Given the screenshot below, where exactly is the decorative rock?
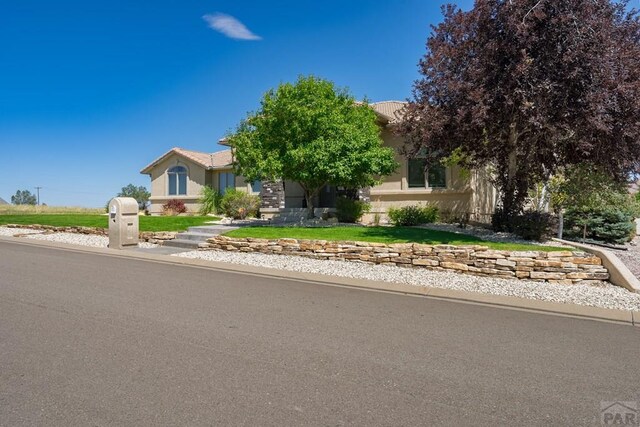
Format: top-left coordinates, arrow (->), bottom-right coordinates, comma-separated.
495,259 -> 517,268
413,258 -> 440,266
530,271 -> 566,280
546,251 -> 575,258
202,236 -> 609,285
440,262 -> 469,271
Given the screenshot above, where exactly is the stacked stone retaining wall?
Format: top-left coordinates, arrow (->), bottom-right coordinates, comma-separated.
201,235 -> 610,285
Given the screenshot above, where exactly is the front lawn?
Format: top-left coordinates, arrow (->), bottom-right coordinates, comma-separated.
224,226 -> 569,252
0,214 -> 220,232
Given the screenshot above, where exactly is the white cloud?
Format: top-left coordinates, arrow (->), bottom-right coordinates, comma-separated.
202,13 -> 261,41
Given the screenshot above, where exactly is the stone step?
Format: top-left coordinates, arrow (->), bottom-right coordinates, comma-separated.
162,239 -> 202,249
175,232 -> 215,242
271,216 -> 308,224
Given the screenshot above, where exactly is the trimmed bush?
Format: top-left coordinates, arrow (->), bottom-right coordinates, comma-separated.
335,197 -> 370,223
514,211 -> 555,242
162,199 -> 187,216
199,186 -> 222,215
491,207 -> 515,232
220,189 -> 260,220
388,204 -> 439,226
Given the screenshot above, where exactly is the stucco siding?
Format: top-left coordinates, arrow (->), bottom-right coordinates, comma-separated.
360,128 -> 487,222
147,154 -> 207,214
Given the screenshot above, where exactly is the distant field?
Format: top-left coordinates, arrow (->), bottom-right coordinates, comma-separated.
0,214 -> 220,232
0,205 -> 104,215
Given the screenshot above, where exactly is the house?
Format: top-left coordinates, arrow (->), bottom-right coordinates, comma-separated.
142,101 -> 498,222
140,148 -> 257,215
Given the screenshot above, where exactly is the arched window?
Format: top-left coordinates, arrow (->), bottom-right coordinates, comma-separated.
168,166 -> 187,195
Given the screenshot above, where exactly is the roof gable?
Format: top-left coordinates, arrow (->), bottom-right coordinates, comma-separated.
140,147 -> 232,174
370,101 -> 406,124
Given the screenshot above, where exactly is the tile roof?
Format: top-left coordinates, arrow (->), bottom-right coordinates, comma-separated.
140,147 -> 233,174
370,101 -> 406,124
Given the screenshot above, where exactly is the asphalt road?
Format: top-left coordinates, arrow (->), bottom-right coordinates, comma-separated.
1,240 -> 639,426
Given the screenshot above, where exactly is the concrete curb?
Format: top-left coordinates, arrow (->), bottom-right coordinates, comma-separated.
1,235 -> 638,326
553,238 -> 640,294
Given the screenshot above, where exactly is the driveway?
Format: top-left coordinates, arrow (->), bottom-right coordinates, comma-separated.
1,240 -> 639,426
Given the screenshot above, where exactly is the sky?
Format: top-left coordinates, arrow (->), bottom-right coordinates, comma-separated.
0,0 -> 473,207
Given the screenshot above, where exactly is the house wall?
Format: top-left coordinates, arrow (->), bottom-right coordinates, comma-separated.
256,127 -> 499,224
363,128 -> 498,223
147,154 -> 207,215
147,155 -> 252,215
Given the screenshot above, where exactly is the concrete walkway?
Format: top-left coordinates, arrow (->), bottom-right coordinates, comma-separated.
162,224 -> 240,250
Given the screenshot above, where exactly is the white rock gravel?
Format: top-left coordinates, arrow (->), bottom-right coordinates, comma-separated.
0,227 -> 43,237
0,227 -> 157,249
174,249 -> 640,311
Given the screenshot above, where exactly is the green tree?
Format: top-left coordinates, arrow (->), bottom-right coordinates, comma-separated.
400,0 -> 640,226
548,164 -> 639,241
11,189 -> 37,205
227,75 -> 398,218
117,184 -> 150,210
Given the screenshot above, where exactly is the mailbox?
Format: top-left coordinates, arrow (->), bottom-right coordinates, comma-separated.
108,197 -> 139,249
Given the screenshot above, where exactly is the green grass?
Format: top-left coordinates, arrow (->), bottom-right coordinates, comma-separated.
0,214 -> 220,232
224,226 -> 569,252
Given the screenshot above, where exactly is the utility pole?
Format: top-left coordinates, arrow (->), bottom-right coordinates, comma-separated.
35,186 -> 42,205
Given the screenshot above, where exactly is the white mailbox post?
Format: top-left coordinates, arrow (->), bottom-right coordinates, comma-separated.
108,197 -> 139,249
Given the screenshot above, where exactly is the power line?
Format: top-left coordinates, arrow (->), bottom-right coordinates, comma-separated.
35,186 -> 42,205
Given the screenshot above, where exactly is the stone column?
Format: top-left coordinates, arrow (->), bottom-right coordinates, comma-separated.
260,180 -> 285,209
357,187 -> 371,203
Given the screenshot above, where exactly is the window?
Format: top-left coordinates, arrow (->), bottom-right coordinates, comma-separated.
250,180 -> 262,194
407,159 -> 446,189
408,158 -> 427,188
168,166 -> 187,195
427,164 -> 447,188
218,172 -> 236,195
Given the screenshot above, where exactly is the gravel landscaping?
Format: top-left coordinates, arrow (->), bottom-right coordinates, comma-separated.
609,237 -> 640,280
0,226 -> 158,249
174,249 -> 640,311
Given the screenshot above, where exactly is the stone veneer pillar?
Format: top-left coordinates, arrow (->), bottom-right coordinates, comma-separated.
357,187 -> 371,203
260,180 -> 285,209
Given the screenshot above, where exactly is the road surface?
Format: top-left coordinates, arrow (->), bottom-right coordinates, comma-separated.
1,240 -> 639,425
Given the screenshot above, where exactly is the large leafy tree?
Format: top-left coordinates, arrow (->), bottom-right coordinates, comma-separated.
11,189 -> 37,205
118,184 -> 150,210
228,75 -> 398,218
399,0 -> 640,226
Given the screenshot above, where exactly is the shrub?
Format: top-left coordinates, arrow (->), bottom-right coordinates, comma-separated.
513,211 -> 555,242
220,189 -> 260,220
199,186 -> 222,215
162,199 -> 187,216
388,204 -> 439,226
440,209 -> 471,229
564,205 -> 635,244
491,207 -> 516,232
335,196 -> 370,223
